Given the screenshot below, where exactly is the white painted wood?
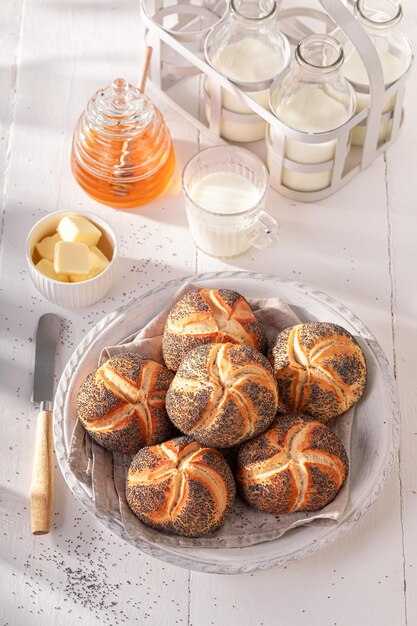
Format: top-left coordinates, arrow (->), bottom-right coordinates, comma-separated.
0,0 -> 416,624
0,0 -> 194,624
383,4 -> 417,621
0,0 -> 23,234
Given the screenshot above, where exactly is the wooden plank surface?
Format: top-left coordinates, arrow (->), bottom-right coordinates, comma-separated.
0,0 -> 23,236
0,1 -> 193,624
385,23 -> 417,619
0,0 -> 416,624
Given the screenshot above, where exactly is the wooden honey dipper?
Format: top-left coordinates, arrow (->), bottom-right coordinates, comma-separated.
111,46 -> 153,196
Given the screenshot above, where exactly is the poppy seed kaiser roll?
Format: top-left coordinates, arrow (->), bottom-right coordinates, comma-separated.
162,288 -> 267,371
77,352 -> 175,455
269,322 -> 367,421
166,343 -> 278,448
126,436 -> 236,537
236,414 -> 349,514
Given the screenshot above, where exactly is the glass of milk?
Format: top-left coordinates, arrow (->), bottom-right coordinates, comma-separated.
269,34 -> 356,193
341,0 -> 413,146
182,146 -> 278,257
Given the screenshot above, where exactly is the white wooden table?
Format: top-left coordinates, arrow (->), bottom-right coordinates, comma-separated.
1,1 -> 416,624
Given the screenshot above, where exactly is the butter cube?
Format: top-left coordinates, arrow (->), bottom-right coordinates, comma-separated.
68,274 -> 90,283
68,246 -> 109,282
36,259 -> 69,282
54,241 -> 90,275
57,215 -> 101,246
35,232 -> 62,262
89,245 -> 110,277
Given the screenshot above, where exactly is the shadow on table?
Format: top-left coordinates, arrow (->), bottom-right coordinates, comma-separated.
102,139 -> 202,226
0,472 -> 78,546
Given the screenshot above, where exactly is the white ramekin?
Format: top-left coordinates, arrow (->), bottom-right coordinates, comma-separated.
25,210 -> 118,308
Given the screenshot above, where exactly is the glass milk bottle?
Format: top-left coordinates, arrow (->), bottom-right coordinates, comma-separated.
269,35 -> 356,193
204,0 -> 290,142
341,0 -> 412,146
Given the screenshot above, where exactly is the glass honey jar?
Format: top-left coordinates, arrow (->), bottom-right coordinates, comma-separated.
71,78 -> 175,209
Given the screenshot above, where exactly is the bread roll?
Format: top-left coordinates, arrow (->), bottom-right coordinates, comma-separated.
269,322 -> 366,421
166,343 -> 278,448
126,436 -> 236,537
163,288 -> 267,371
236,414 -> 348,514
77,352 -> 175,454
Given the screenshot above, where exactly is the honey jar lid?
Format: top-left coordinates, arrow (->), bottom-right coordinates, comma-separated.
86,77 -> 155,137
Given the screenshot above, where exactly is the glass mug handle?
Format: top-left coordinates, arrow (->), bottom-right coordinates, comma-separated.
246,211 -> 279,250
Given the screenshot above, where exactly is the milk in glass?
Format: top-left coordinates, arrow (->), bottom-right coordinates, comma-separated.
188,172 -> 261,257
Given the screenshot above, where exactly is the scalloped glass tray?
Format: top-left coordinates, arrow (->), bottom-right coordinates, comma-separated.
54,271 -> 400,574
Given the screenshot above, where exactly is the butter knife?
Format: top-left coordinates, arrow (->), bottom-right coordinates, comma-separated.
31,313 -> 61,535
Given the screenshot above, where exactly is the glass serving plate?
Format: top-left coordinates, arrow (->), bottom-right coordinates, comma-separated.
54,271 -> 400,574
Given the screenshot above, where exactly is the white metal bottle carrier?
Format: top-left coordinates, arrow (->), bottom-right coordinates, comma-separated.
141,0 -> 413,202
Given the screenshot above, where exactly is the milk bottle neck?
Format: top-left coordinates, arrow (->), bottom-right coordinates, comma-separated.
355,0 -> 403,34
294,35 -> 345,81
230,0 -> 279,25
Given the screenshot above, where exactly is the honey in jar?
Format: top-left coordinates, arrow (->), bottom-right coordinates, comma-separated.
71,78 -> 175,209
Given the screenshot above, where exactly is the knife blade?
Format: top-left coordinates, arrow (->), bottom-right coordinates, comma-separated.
32,313 -> 61,406
31,313 -> 61,535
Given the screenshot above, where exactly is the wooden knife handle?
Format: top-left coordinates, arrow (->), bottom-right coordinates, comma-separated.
30,410 -> 54,535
